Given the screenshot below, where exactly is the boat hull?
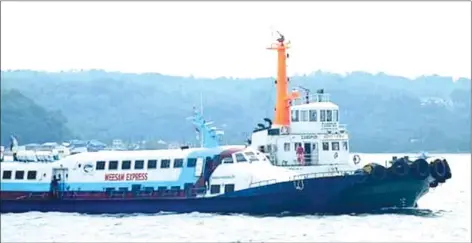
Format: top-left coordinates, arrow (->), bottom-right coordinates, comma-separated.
0,174 -> 430,215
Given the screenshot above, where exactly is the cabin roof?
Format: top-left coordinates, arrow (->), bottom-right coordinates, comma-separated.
292,101 -> 339,110
62,145 -> 244,162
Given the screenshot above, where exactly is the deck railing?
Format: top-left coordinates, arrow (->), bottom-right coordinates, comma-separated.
248,169 -> 358,189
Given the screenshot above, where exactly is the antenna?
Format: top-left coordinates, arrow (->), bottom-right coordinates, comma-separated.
295,86 -> 310,104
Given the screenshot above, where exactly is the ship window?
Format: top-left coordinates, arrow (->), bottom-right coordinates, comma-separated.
161,159 -> 171,168
235,153 -> 247,162
134,160 -> 144,170
147,159 -> 157,169
222,157 -> 234,164
295,142 -> 302,150
225,184 -> 235,193
131,184 -> 141,191
143,187 -> 154,192
320,110 -> 326,122
244,152 -> 258,162
187,158 -> 197,167
105,187 -> 115,192
327,110 -> 333,122
309,110 -> 317,121
157,186 -> 167,191
27,171 -> 37,180
173,159 -> 184,168
109,161 -> 118,170
322,142 -> 329,151
284,142 -> 290,151
118,187 -> 128,192
334,110 -> 339,122
332,142 -> 340,151
291,110 -> 299,122
2,170 -> 12,179
343,141 -> 349,150
15,171 -> 25,180
171,186 -> 180,191
300,110 -> 308,121
121,160 -> 131,170
96,161 -> 106,170
210,185 -> 221,194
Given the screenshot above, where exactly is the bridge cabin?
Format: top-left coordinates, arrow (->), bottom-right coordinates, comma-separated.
250,90 -> 352,170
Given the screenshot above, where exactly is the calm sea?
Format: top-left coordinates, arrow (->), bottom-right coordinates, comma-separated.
1,153 -> 470,242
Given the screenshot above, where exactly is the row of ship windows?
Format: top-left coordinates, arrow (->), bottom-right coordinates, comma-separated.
105,184 -> 235,194
0,170 -> 237,195
283,141 -> 349,152
291,109 -> 339,122
95,158 -> 196,171
2,170 -> 37,180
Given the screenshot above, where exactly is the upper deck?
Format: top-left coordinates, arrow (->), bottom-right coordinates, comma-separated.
288,92 -> 347,135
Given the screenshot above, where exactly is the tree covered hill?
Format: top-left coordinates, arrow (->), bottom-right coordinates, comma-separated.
0,88 -> 74,145
1,69 -> 470,152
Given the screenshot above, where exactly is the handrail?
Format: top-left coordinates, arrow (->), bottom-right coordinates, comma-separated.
269,152 -> 350,167
291,170 -> 357,181
291,93 -> 331,106
249,179 -> 277,188
248,169 -> 358,189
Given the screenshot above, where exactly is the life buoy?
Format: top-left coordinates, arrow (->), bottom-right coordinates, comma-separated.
410,158 -> 430,179
389,159 -> 409,177
430,159 -> 447,183
353,155 -> 361,165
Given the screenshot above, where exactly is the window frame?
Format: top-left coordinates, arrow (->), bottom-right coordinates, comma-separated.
96,161 -> 106,170
173,158 -> 184,168
309,110 -> 317,121
320,110 -> 326,122
147,159 -> 157,169
322,142 -> 329,151
134,160 -> 145,170
331,142 -> 340,151
161,159 -> 171,168
121,160 -> 131,170
108,160 -> 118,170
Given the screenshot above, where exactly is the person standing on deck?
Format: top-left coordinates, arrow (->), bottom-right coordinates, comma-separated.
296,144 -> 305,166
50,175 -> 61,198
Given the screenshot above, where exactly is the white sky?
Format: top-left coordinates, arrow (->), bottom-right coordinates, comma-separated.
1,1 -> 471,79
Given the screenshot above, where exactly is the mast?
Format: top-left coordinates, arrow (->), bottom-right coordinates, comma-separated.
267,31 -> 299,127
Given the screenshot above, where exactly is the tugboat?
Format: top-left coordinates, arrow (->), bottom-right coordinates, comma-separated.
0,33 -> 452,215
248,31 -> 452,209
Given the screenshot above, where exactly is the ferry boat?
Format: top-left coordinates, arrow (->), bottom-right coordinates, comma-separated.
0,33 -> 452,215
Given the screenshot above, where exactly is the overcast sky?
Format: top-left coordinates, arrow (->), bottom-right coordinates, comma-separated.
1,1 -> 471,80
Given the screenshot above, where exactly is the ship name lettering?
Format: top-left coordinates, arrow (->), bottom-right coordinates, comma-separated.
104,173 -> 148,181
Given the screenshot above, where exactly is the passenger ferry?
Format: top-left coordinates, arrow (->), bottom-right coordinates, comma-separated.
0,33 -> 452,214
